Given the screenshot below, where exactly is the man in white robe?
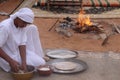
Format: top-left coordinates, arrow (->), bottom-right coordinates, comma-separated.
0,8 -> 46,72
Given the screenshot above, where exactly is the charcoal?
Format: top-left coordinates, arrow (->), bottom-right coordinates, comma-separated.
63,17 -> 73,22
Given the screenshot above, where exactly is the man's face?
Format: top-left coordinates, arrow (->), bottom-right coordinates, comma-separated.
15,17 -> 30,28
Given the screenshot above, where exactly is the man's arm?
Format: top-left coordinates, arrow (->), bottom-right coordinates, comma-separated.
0,48 -> 19,72
19,45 -> 27,71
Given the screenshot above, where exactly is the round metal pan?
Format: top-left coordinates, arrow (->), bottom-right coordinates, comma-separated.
46,49 -> 78,59
47,59 -> 88,74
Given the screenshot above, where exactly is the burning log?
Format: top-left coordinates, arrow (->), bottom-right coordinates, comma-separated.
73,8 -> 106,33
74,23 -> 103,33
73,9 -> 104,33
54,9 -> 108,38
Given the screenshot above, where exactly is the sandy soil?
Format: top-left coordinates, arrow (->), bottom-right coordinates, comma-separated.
34,18 -> 120,52
1,0 -> 120,53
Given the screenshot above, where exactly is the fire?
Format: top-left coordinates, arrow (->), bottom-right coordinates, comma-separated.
77,10 -> 92,27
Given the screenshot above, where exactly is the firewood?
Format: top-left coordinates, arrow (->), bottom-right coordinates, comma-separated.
81,26 -> 88,32
117,25 -> 120,30
101,35 -> 109,46
113,23 -> 120,34
88,25 -> 103,33
99,33 -> 107,40
48,18 -> 59,31
101,33 -> 113,46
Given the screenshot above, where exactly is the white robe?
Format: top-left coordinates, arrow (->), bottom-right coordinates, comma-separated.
0,18 -> 46,72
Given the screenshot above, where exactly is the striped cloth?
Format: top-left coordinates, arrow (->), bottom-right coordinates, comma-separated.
83,0 -> 120,7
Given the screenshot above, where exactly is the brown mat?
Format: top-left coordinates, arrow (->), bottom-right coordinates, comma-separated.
0,0 -> 23,15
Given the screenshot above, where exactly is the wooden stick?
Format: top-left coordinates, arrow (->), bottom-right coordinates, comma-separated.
48,18 -> 59,31
102,23 -> 120,46
101,33 -> 113,46
114,24 -> 120,33
101,35 -> 109,46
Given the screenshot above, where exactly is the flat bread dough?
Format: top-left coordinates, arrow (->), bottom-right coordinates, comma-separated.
47,50 -> 77,59
54,62 -> 77,71
50,53 -> 76,58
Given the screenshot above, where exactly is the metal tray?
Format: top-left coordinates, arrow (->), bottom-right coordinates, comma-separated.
46,49 -> 78,59
47,59 -> 88,74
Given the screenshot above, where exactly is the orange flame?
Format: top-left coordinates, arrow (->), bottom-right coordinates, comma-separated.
77,10 -> 92,27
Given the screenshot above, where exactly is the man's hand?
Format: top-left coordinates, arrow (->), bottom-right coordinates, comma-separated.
9,59 -> 20,72
19,63 -> 28,72
0,48 -> 20,72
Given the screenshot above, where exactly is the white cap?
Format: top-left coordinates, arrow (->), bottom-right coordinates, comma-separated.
10,7 -> 34,23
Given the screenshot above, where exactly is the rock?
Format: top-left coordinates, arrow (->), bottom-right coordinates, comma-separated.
55,27 -> 72,37
99,33 -> 107,40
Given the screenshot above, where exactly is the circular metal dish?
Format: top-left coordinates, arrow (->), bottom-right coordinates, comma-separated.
46,49 -> 78,59
47,59 -> 88,74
